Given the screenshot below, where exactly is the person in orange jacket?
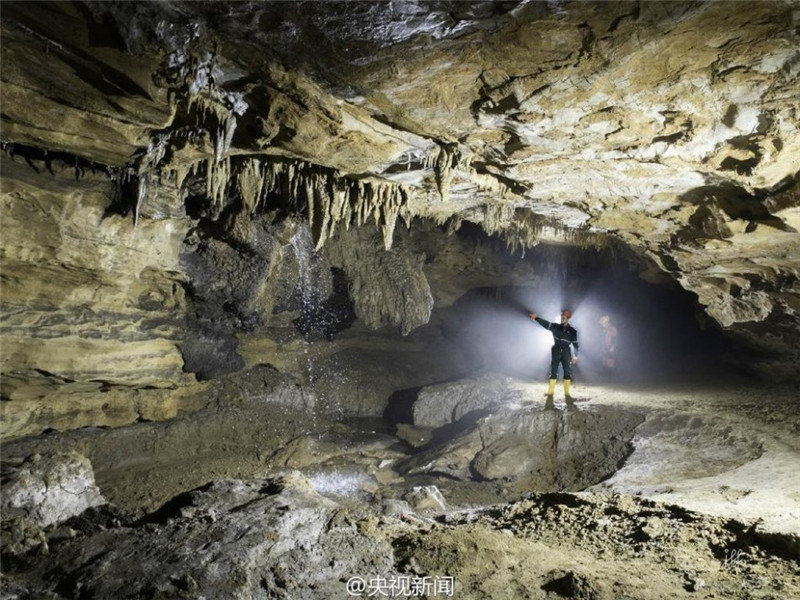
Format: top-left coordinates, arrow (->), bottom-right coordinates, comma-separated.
600,314 -> 618,376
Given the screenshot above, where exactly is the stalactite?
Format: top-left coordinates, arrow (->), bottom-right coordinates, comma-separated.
400,206 -> 415,230
204,156 -> 230,219
475,205 -> 607,254
445,216 -> 463,235
482,204 -> 516,236
432,213 -> 451,227
423,147 -> 439,171
170,164 -> 188,191
434,144 -> 460,202
469,168 -> 509,198
124,60 -> 414,246
117,67 -> 248,227
236,158 -> 266,215
131,135 -> 170,228
228,157 -> 415,250
187,88 -> 247,163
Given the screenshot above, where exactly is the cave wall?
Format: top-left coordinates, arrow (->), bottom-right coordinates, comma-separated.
0,146 -> 539,437
0,152 -> 199,437
2,1 -> 800,436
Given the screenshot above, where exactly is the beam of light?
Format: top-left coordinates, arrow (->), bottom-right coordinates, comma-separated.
448,242 -> 731,387
447,286 -> 567,380
448,282 -> 630,385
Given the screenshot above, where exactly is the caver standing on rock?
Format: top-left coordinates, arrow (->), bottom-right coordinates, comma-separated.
529,309 -> 579,408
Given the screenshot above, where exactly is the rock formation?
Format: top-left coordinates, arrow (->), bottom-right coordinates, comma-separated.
3,3 -> 799,436
2,452 -> 105,528
3,468 -> 799,599
2,3 -> 800,597
401,376 -> 644,492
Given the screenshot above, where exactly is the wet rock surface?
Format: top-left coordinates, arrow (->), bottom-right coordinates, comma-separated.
326,227 -> 434,336
2,365 -> 324,514
4,472 -> 396,600
1,376 -> 798,598
411,374 -> 527,428
401,377 -> 644,493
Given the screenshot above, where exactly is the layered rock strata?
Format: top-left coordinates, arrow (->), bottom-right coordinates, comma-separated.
2,0 -> 800,437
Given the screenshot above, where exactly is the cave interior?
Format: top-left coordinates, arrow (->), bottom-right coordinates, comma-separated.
1,1 -> 799,599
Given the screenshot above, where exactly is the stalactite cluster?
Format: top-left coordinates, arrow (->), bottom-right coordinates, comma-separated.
115,75 -> 415,250
468,168 -> 510,198
187,89 -> 247,163
473,204 -> 606,255
232,158 -> 413,250
425,143 -> 512,204
432,144 -> 459,202
122,147 -> 416,251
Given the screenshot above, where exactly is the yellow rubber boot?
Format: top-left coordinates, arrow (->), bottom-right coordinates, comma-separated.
564,379 -> 576,410
544,379 -> 556,410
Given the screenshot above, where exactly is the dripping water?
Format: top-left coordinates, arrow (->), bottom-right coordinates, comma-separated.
289,227 -> 354,422
289,228 -> 327,419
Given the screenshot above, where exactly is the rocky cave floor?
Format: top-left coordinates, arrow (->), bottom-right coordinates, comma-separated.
2,373 -> 799,600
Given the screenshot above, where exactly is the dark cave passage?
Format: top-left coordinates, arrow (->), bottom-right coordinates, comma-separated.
436,234 -> 740,386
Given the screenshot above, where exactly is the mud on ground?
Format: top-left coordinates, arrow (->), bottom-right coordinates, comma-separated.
2,378 -> 799,599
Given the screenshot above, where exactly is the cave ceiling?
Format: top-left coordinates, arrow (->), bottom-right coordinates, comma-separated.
1,1 -> 799,358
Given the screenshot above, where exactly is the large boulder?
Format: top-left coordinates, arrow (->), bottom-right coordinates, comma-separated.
411,374 -> 527,428
7,472 -> 396,600
401,379 -> 644,492
1,452 -> 105,528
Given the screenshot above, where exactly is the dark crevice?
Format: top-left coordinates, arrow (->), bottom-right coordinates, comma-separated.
1,141 -> 113,180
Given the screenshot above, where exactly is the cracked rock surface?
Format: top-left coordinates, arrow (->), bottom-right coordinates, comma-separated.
2,471 -> 798,600
1,452 -> 105,528
401,377 -> 644,492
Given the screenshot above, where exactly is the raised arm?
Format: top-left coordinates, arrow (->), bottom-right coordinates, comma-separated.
529,312 -> 552,330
